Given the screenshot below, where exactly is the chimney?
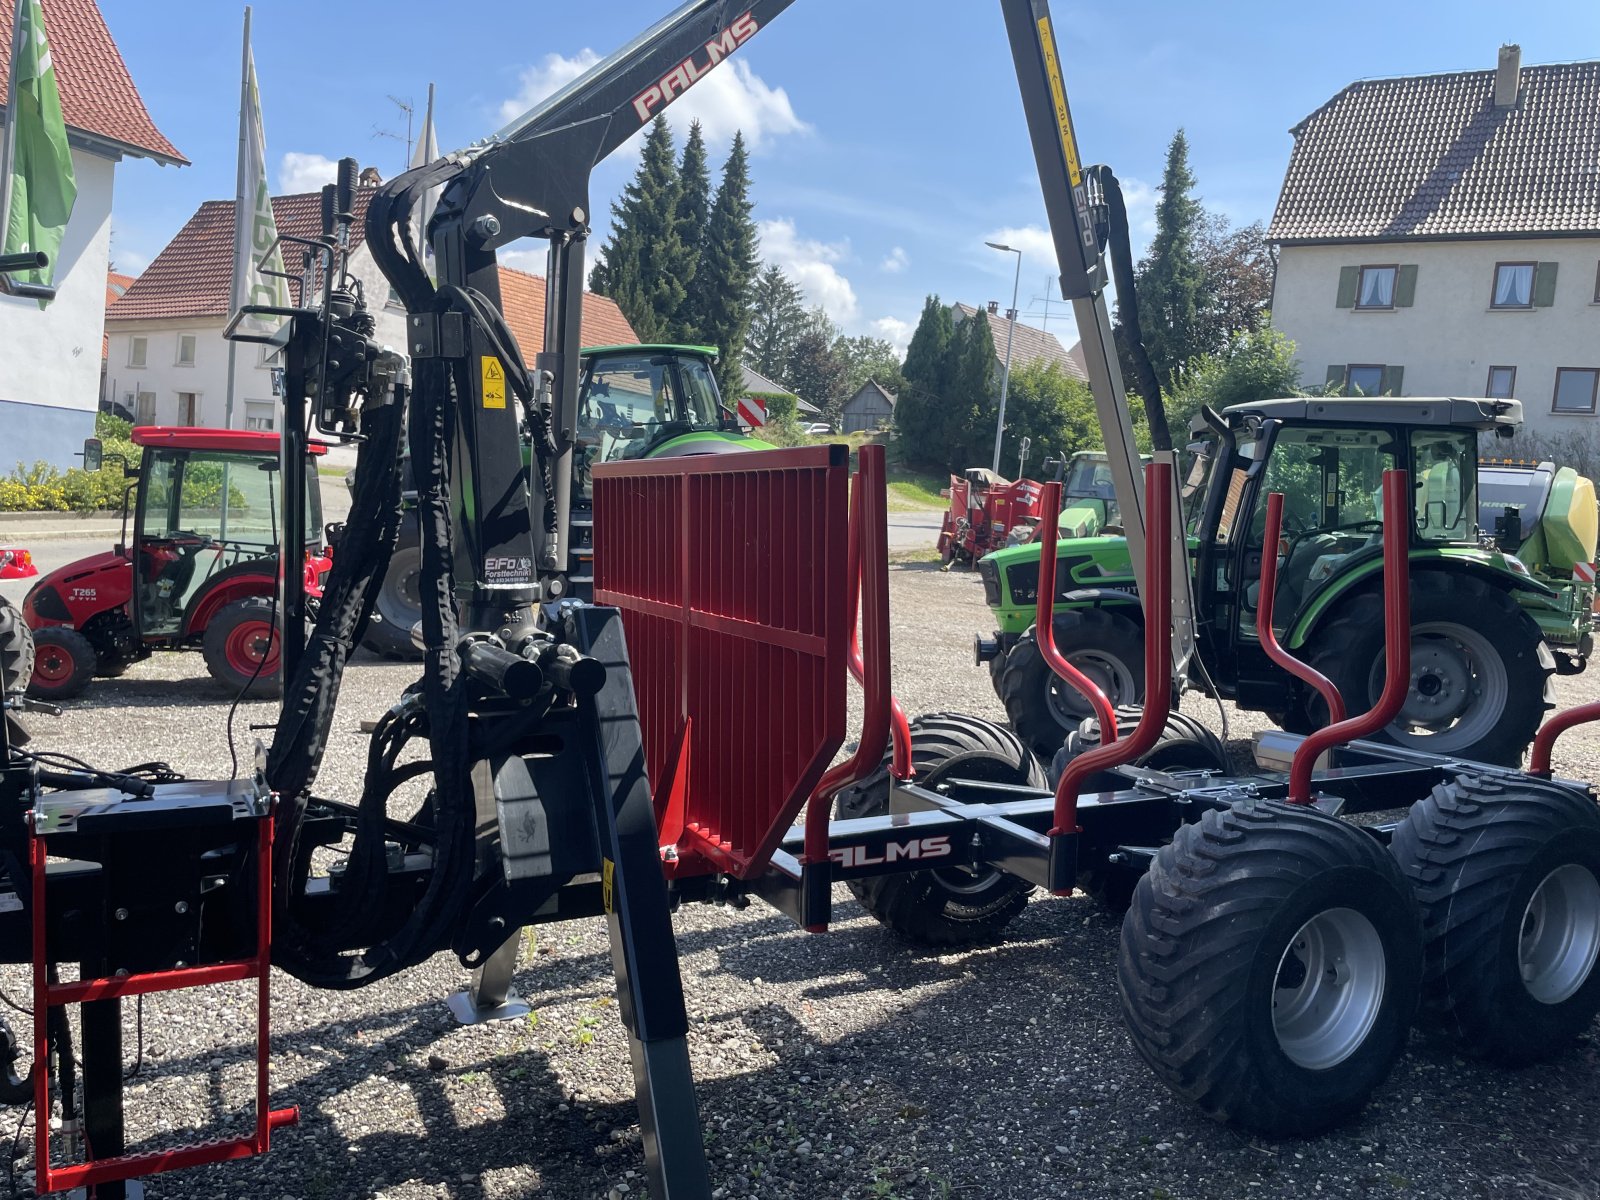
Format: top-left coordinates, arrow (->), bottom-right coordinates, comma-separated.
358,165 -> 383,186
986,300 -> 999,315
1494,43 -> 1521,107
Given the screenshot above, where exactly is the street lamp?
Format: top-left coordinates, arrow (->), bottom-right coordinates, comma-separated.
985,241 -> 1022,475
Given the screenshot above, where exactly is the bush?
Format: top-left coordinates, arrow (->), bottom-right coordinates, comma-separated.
0,412 -> 142,512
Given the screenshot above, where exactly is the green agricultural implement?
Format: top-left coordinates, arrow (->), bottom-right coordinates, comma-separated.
361,343 -> 768,657
977,397 -> 1597,765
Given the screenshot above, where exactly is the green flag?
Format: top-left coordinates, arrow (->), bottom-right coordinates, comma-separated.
3,0 -> 77,304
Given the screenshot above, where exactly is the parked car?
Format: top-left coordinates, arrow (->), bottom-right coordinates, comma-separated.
803,422 -> 833,436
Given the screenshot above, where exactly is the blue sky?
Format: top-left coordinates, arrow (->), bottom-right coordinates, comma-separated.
102,0 -> 1596,353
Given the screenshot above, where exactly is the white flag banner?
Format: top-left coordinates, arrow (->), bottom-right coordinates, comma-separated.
411,82 -> 439,268
234,14 -> 287,330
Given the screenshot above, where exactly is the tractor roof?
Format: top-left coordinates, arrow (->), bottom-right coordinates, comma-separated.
581,343 -> 719,360
130,426 -> 329,455
1223,396 -> 1522,433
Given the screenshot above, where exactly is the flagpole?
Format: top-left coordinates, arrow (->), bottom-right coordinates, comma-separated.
223,5 -> 251,430
0,0 -> 30,289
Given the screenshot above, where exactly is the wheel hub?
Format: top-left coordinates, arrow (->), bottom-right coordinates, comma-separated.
1518,864 -> 1600,1005
1047,650 -> 1135,725
1371,621 -> 1507,751
1272,907 -> 1386,1071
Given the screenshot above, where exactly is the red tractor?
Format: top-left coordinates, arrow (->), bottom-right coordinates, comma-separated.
21,427 -> 332,701
937,467 -> 1044,566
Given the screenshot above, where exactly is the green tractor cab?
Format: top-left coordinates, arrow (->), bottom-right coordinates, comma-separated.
361,344 -> 769,658
978,396 -> 1591,766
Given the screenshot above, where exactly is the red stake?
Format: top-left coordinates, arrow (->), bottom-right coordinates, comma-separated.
1286,470 -> 1411,804
1257,491 -> 1346,725
1033,480 -> 1118,749
1051,463 -> 1174,836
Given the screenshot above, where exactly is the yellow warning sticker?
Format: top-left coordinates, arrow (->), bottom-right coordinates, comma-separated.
602,858 -> 615,914
1037,16 -> 1082,188
481,355 -> 506,409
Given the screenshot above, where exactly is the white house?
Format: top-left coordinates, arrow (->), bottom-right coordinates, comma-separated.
0,0 -> 185,469
107,185 -> 639,431
1269,47 -> 1600,443
105,186 -> 400,431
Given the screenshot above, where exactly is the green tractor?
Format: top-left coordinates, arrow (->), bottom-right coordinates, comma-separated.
361,343 -> 768,657
976,397 -> 1596,766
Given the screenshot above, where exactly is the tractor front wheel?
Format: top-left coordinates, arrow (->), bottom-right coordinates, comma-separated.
1119,799 -> 1421,1137
1303,574 -> 1551,765
837,712 -> 1043,947
28,628 -> 96,701
360,518 -> 424,661
1391,774 -> 1600,1064
203,598 -> 283,699
998,609 -> 1144,759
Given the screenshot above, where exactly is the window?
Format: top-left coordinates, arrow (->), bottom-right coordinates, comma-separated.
177,392 -> 198,425
1486,366 -> 1517,399
134,391 -> 156,424
1553,368 -> 1600,415
1412,430 -> 1476,542
129,336 -> 148,368
1492,262 -> 1536,309
176,334 -> 196,366
1346,365 -> 1386,396
1356,266 -> 1397,309
1593,261 -> 1600,304
244,401 -> 275,431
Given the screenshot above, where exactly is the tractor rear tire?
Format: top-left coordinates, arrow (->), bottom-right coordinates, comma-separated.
1390,774 -> 1600,1065
360,518 -> 424,661
998,609 -> 1144,760
1302,573 -> 1551,766
28,628 -> 96,702
0,599 -> 33,698
203,597 -> 283,700
1119,799 -> 1422,1137
1049,706 -> 1230,912
837,712 -> 1043,947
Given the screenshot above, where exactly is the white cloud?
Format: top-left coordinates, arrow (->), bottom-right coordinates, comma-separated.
757,217 -> 856,322
1119,176 -> 1159,241
983,224 -> 1059,271
499,50 -> 807,151
278,152 -> 338,195
879,246 -> 908,274
870,316 -> 913,355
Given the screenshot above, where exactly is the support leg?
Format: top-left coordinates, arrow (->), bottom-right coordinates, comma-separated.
78,992 -> 131,1200
446,932 -> 531,1025
569,607 -> 710,1200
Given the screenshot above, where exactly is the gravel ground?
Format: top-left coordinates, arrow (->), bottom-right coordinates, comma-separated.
8,558 -> 1600,1200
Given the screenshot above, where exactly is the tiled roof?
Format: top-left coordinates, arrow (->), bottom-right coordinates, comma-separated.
101,269 -> 134,356
0,0 -> 185,164
740,364 -> 820,414
847,379 -> 897,410
497,265 -> 638,357
1270,59 -> 1600,243
108,188 -> 378,321
952,303 -> 1087,381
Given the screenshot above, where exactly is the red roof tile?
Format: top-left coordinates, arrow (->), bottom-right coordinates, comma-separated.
101,268 -> 134,356
109,188 -> 377,321
496,265 -> 639,356
0,0 -> 185,164
1270,59 -> 1600,243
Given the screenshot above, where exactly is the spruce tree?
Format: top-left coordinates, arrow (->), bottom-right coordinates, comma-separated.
746,264 -> 806,378
895,295 -> 955,468
672,122 -> 711,341
1135,129 -> 1205,388
946,310 -> 999,468
589,117 -> 686,342
695,132 -> 759,398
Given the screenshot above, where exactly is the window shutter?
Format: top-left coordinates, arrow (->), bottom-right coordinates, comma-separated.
1533,262 -> 1559,307
1325,365 -> 1346,393
1335,267 -> 1359,309
1394,265 -> 1418,307
1381,365 -> 1404,396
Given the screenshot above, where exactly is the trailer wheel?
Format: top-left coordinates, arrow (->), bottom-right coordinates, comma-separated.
1119,799 -> 1421,1137
203,598 -> 282,699
28,628 -> 96,701
1049,706 -> 1229,911
837,712 -> 1044,947
1303,573 -> 1551,765
360,517 -> 423,660
998,609 -> 1144,759
1391,774 -> 1600,1064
